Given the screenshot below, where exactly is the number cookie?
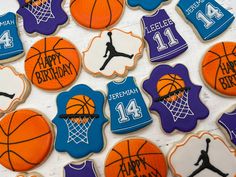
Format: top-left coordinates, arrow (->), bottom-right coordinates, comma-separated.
126,0 -> 168,11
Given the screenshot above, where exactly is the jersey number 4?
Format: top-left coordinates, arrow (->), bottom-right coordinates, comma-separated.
116,99 -> 142,123
0,30 -> 13,49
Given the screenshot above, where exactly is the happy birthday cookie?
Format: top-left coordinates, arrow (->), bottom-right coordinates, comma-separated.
0,12 -> 24,63
105,138 -> 167,177
0,66 -> 30,116
126,0 -> 168,11
83,29 -> 143,78
0,109 -> 54,171
141,9 -> 188,62
25,37 -> 81,91
143,64 -> 209,133
168,132 -> 236,177
70,0 -> 125,30
52,84 -> 108,158
201,42 -> 236,96
17,172 -> 43,177
177,0 -> 234,41
17,0 -> 68,35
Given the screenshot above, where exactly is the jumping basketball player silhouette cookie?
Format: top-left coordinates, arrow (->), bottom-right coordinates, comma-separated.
52,84 -> 108,158
143,64 -> 209,133
169,132 -> 236,177
83,29 -> 143,78
17,0 -> 68,35
126,0 -> 168,11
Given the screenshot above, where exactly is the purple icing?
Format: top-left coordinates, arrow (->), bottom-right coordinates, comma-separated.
143,64 -> 209,133
17,0 -> 68,35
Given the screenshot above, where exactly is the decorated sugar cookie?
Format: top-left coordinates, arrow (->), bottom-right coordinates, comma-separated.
16,172 -> 43,177
105,138 -> 167,177
0,66 -> 30,116
0,109 -> 53,171
218,106 -> 236,147
25,37 -> 81,91
0,12 -> 24,63
168,132 -> 236,177
17,0 -> 68,35
52,85 -> 108,158
64,160 -> 98,177
108,77 -> 152,134
143,64 -> 209,133
141,9 -> 188,62
83,29 -> 143,78
126,0 -> 167,11
201,42 -> 236,97
177,0 -> 234,41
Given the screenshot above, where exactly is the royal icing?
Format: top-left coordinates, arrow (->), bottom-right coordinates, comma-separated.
126,0 -> 167,11
143,64 -> 209,133
16,172 -> 43,177
169,132 -> 236,177
52,84 -> 108,158
83,29 -> 143,77
141,9 -> 188,62
0,12 -> 24,63
17,0 -> 68,35
177,0 -> 234,40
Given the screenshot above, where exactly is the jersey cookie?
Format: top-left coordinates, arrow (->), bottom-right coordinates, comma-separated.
126,0 -> 168,11
168,132 -> 236,177
143,64 -> 209,133
0,66 -> 30,116
177,0 -> 234,41
108,77 -> 152,134
17,0 -> 68,35
105,138 -> 167,177
201,42 -> 236,97
83,29 -> 143,78
70,0 -> 124,30
25,37 -> 81,91
16,172 -> 43,177
52,84 -> 108,158
142,9 -> 188,62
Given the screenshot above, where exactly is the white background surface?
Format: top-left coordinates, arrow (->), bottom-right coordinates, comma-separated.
0,0 -> 236,176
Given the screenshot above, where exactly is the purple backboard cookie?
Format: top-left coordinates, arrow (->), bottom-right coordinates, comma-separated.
143,64 -> 209,133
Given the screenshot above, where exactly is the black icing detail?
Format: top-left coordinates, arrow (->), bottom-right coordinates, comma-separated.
59,114 -> 99,119
0,92 -> 15,99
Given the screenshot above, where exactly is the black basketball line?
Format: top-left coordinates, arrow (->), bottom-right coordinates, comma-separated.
74,98 -> 91,115
90,0 -> 97,28
0,124 -> 7,136
82,96 -> 95,108
8,150 -> 39,165
127,140 -> 137,175
116,0 -> 123,7
109,148 -> 124,177
202,50 -> 221,68
158,83 -> 178,96
66,104 -> 84,110
214,44 -> 224,89
69,97 -> 95,108
168,74 -> 183,81
106,0 -> 112,27
29,46 -> 42,84
83,96 -> 91,115
158,78 -> 183,88
70,0 -> 76,7
223,42 -> 235,73
231,44 -> 236,54
52,38 -> 63,50
168,75 -> 177,94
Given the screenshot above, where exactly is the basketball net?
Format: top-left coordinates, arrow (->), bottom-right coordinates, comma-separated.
160,89 -> 194,122
24,0 -> 55,24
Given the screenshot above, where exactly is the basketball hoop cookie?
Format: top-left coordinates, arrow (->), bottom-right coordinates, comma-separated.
70,0 -> 125,30
201,42 -> 236,97
0,109 -> 54,172
83,29 -> 143,78
0,66 -> 30,117
143,64 -> 209,133
168,132 -> 236,177
126,0 -> 168,11
105,138 -> 167,177
17,0 -> 68,35
0,12 -> 24,64
52,84 -> 108,158
16,172 -> 43,177
25,37 -> 81,91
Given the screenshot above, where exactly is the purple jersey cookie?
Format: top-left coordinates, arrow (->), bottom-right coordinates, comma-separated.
141,9 -> 188,62
143,64 -> 209,133
17,0 -> 68,35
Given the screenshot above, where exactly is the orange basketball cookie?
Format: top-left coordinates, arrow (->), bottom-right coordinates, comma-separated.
70,0 -> 125,30
201,42 -> 236,96
0,109 -> 53,172
25,37 -> 81,91
105,138 -> 167,177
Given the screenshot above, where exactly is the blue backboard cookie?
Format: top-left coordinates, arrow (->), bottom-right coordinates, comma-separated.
126,0 -> 168,11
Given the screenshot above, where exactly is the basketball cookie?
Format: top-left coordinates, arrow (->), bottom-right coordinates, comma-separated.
64,160 -> 98,177
107,76 -> 152,134
105,138 -> 167,177
0,109 -> 53,171
25,37 -> 81,91
83,29 -> 143,78
201,42 -> 236,97
177,0 -> 235,41
143,64 -> 209,133
218,105 -> 236,147
141,9 -> 188,62
17,0 -> 68,35
0,12 -> 24,63
52,84 -> 108,158
168,132 -> 236,177
0,66 -> 30,117
70,0 -> 125,30
16,172 -> 43,177
126,0 -> 168,11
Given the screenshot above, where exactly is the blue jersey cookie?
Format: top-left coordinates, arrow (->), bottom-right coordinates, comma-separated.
126,0 -> 168,11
